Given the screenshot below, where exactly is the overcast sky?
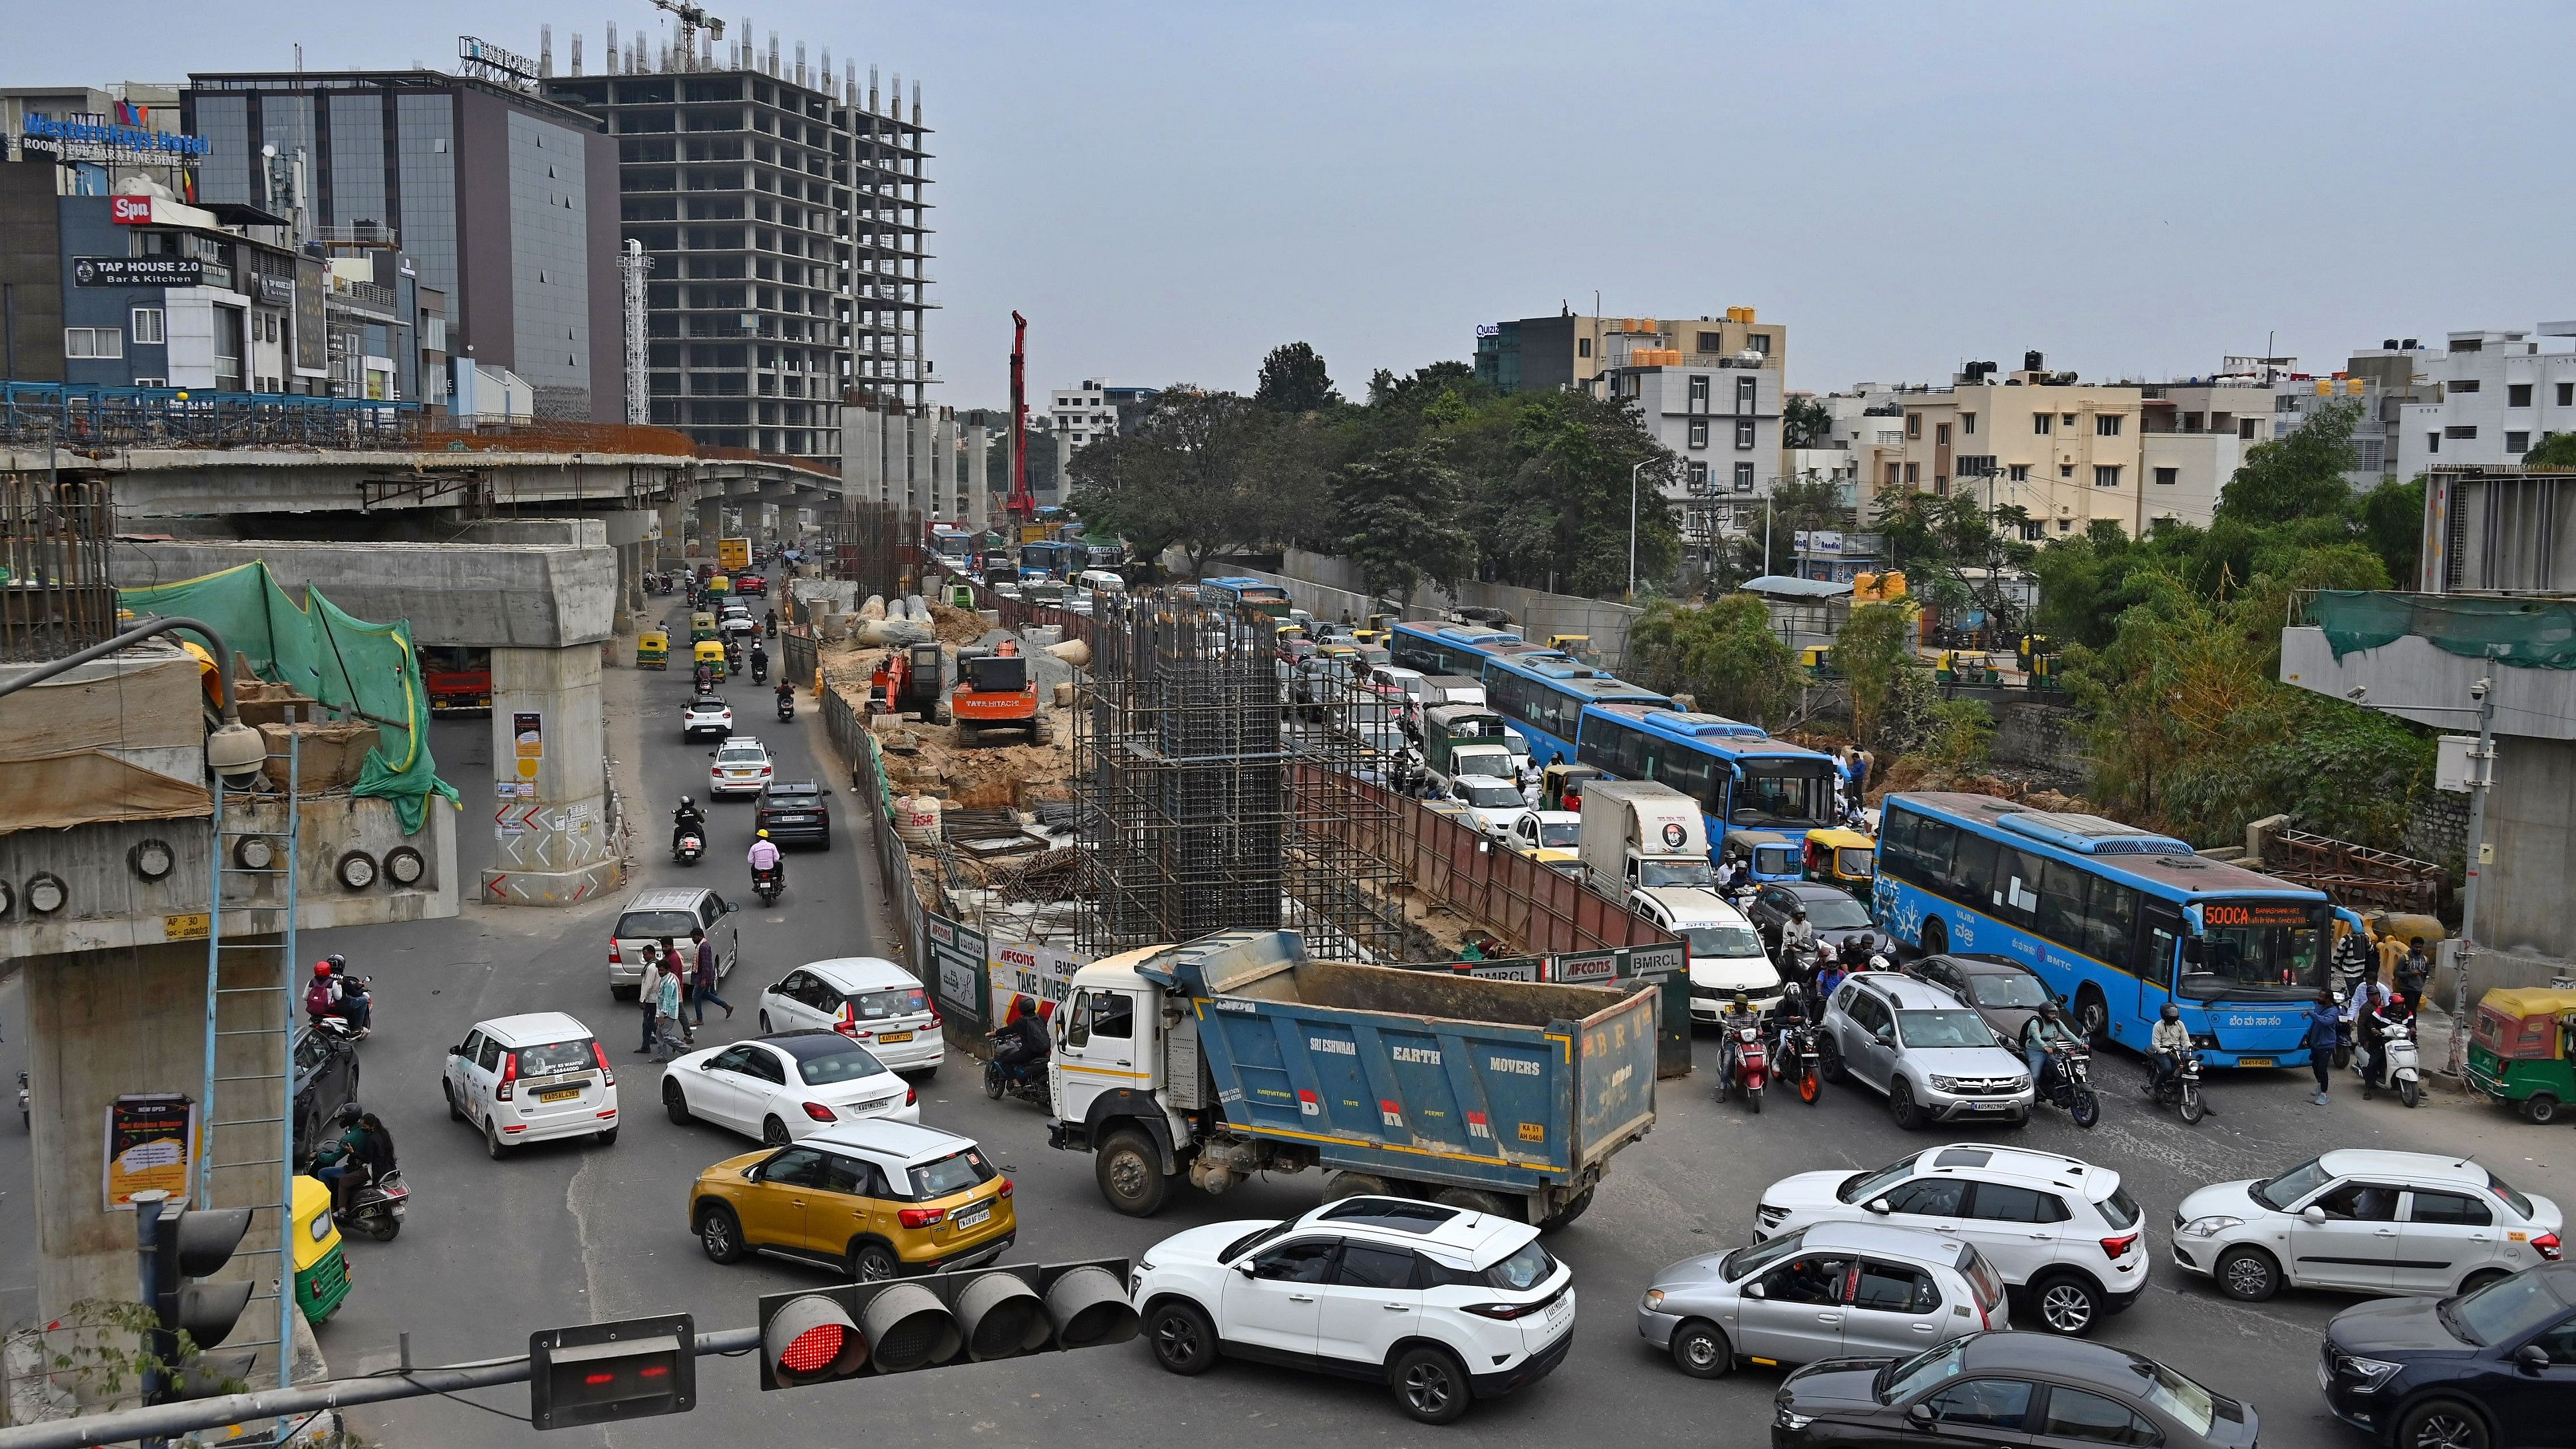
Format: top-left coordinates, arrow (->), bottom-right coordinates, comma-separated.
19,1 -> 2572,404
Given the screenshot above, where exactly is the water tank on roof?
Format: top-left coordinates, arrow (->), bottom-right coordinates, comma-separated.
2023,350 -> 2046,372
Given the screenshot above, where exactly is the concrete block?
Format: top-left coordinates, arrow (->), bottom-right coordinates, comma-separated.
111,539 -> 619,649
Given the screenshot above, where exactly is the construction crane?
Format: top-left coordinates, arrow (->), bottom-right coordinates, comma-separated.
648,0 -> 724,65
1005,311 -> 1037,525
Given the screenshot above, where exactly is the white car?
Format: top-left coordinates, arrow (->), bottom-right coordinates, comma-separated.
1131,1195 -> 1575,1424
2172,1148 -> 2563,1303
756,958 -> 945,1077
1447,775 -> 1531,843
682,694 -> 733,740
660,1031 -> 919,1144
1628,886 -> 1781,1019
443,1011 -> 619,1157
708,737 -> 774,798
1753,1144 -> 2147,1337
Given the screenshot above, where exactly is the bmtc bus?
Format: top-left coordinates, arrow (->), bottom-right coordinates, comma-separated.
1197,577 -> 1294,618
1574,704 -> 1840,877
1386,622 -> 1667,765
1872,792 -> 2333,1067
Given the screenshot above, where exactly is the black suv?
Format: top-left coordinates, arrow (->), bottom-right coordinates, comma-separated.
752,780 -> 835,849
2321,1263 -> 2576,1449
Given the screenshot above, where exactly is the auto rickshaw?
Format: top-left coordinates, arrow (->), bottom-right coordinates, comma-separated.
290,1174 -> 353,1325
689,611 -> 719,644
1798,645 -> 1840,681
636,629 -> 669,670
2464,984 -> 2576,1123
1935,650 -> 1993,686
694,639 -> 728,681
1804,825 -> 1878,897
1721,828 -> 1804,884
1540,761 -> 1602,813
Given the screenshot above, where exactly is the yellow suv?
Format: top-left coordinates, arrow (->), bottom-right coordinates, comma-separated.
688,1120 -> 1015,1281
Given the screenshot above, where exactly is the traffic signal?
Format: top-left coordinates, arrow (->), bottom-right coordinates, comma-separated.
147,1202 -> 257,1402
757,1259 -> 1137,1390
527,1313 -> 695,1431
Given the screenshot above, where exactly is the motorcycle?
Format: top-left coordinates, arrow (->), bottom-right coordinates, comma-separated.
751,656 -> 769,684
764,617 -> 778,638
2033,1039 -> 2101,1129
752,863 -> 784,907
776,694 -> 795,722
1773,1019 -> 1823,1105
2358,1014 -> 2424,1108
673,829 -> 704,866
1715,1020 -> 1770,1113
2146,1047 -> 2208,1124
983,1043 -> 1052,1109
337,1166 -> 408,1242
16,1071 -> 26,1130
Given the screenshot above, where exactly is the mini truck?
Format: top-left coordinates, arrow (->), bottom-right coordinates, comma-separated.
1047,929 -> 1657,1230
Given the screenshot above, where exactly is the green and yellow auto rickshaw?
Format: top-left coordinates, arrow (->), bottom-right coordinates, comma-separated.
291,1174 -> 352,1324
636,629 -> 669,669
1804,825 -> 1878,897
688,611 -> 719,644
2465,984 -> 2576,1124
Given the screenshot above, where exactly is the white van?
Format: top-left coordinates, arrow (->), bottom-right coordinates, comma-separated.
1076,568 -> 1126,595
444,1011 -> 620,1156
1629,887 -> 1781,1020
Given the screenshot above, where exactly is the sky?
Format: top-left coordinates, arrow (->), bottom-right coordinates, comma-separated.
17,1 -> 2573,405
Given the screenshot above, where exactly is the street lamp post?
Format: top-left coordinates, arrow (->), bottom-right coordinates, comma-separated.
1628,460 -> 1648,598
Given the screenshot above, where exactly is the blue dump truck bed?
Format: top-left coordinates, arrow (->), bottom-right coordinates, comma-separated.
1134,932 -> 1657,1207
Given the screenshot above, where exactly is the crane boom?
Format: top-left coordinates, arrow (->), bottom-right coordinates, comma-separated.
648,0 -> 724,63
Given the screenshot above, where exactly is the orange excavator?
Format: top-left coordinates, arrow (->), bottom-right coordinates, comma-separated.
868,642 -> 949,723
951,638 -> 1048,746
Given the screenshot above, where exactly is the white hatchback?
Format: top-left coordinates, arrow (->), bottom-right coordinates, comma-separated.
444,1011 -> 619,1158
756,958 -> 944,1077
660,1031 -> 919,1144
2172,1148 -> 2564,1302
1131,1195 -> 1575,1425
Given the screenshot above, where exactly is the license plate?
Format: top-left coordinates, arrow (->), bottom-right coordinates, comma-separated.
953,1204 -> 991,1230
2239,1057 -> 2275,1068
1542,1295 -> 1572,1329
877,1030 -> 913,1043
537,1087 -> 581,1103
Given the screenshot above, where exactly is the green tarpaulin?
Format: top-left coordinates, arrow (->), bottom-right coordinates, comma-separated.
121,562 -> 460,831
2305,590 -> 2576,671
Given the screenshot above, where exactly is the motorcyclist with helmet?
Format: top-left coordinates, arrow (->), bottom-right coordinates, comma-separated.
748,828 -> 784,893
2021,1001 -> 2083,1097
672,795 -> 708,856
2150,1001 -> 2191,1096
1716,989 -> 1763,1089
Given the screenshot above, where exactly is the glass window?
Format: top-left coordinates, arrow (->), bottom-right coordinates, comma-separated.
2448,1270 -> 2570,1346
1880,1341 -> 1967,1403
1896,1010 -> 1995,1049
1914,818 -> 1958,884
794,1044 -> 889,1085
845,986 -> 929,1019
2088,882 -> 2138,973
2185,900 -> 2325,1001
1966,972 -> 2051,1010
457,1029 -> 485,1064
2037,858 -> 2090,948
1836,1155 -> 1922,1206
1335,1244 -> 1419,1291
708,1045 -> 758,1074
1721,1227 -> 1811,1279
2039,1388 -> 2159,1446
1949,834 -> 1999,907
477,1036 -> 506,1071
2099,1186 -> 2142,1230
515,1039 -> 594,1076
1486,1241 -> 1555,1290
1252,1239 -> 1340,1283
2311,1181 -> 2402,1222
2407,1191 -> 2492,1227
909,1146 -> 997,1200
1924,1379 -> 2032,1429
1997,850 -> 2047,925
1756,1255 -> 1851,1306
1967,1184 -> 2069,1224
758,1146 -> 827,1186
1884,1178 -> 1969,1216
819,1153 -> 877,1195
1851,1262 -> 1939,1313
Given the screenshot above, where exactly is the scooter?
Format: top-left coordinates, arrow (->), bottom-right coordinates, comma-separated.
2033,1039 -> 2101,1128
983,1044 -> 1052,1109
1715,1021 -> 1770,1113
752,863 -> 784,907
776,691 -> 795,722
673,829 -> 704,866
2359,1015 -> 2424,1108
2146,1047 -> 2208,1124
751,656 -> 769,685
337,1166 -> 408,1242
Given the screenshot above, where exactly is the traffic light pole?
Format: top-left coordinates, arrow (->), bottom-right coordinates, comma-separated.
130,1190 -> 170,1445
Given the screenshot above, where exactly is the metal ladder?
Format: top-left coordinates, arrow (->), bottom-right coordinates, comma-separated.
196,720 -> 303,1397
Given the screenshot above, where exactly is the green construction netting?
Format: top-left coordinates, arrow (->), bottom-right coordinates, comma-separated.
121,562 -> 460,831
2305,590 -> 2576,670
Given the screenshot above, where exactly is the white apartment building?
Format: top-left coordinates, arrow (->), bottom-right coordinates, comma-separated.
2272,371 -> 2390,489
2388,325 -> 2576,480
1051,381 -> 1119,450
1603,358 -> 1781,556
2135,377 -> 2270,527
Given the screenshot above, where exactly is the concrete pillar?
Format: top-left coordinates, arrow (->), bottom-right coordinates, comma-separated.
656,496 -> 687,571
967,423 -> 990,533
694,496 -> 726,561
613,541 -> 642,633
908,411 -> 932,513
28,938 -> 289,1351
934,413 -> 959,519
481,644 -> 620,906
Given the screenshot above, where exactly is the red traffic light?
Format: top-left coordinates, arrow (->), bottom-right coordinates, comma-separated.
756,1259 -> 1138,1390
764,1296 -> 869,1386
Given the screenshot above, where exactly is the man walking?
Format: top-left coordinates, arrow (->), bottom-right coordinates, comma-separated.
2396,938 -> 2432,1014
651,962 -> 687,1063
636,946 -> 668,1055
691,929 -> 734,1025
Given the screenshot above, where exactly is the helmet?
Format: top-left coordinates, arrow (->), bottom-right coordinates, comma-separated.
1792,906 -> 1808,919
680,795 -> 696,809
335,1102 -> 362,1126
2160,1002 -> 2181,1022
325,954 -> 347,972
756,829 -> 771,839
313,960 -> 333,977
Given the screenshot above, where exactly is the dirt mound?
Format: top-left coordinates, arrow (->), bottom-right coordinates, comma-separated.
930,602 -> 989,646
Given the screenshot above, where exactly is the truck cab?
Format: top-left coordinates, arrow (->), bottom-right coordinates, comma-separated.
1579,779 -> 1715,894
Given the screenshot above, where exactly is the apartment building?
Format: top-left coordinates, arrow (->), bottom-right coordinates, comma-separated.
2386,325 -> 2576,481
1473,307 -> 1787,395
1891,356 -> 2145,538
2134,376 -> 2270,527
1050,380 -> 1159,451
2273,370 -> 2388,489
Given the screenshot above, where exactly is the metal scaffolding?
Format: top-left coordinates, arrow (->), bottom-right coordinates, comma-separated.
1074,594 -> 1404,960
0,471 -> 117,663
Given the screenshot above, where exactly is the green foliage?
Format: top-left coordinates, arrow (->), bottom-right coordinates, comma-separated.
2216,399 -> 2359,524
2355,476 -> 2426,586
1254,342 -> 1340,414
1469,390 -> 1681,596
2523,431 -> 2576,468
1870,491 -> 2036,630
1066,388 -> 1324,576
1835,602 -> 1922,749
1628,594 -> 1798,727
1335,446 -> 1477,604
1783,394 -> 1833,449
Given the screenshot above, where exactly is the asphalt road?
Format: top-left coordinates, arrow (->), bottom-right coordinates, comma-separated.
6,580 -> 2574,1448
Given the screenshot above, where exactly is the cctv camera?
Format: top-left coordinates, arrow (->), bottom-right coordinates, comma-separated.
206,722 -> 267,791
2470,679 -> 2490,702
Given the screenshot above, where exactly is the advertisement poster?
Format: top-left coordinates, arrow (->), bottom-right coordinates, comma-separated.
924,911 -> 988,1022
988,937 -> 1078,1020
102,1093 -> 196,1211
513,712 -> 544,781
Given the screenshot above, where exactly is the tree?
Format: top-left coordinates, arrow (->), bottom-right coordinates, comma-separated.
2216,399 -> 2359,525
1334,446 -> 1477,604
1628,595 -> 1798,727
1870,491 -> 2036,634
1065,388 -> 1289,577
2525,431 -> 2576,469
1254,342 -> 1340,414
1835,601 -> 1922,750
1469,390 -> 1680,596
1783,394 -> 1833,449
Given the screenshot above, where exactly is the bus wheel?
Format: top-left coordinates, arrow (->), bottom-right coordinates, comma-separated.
2075,986 -> 2109,1046
1920,918 -> 1949,956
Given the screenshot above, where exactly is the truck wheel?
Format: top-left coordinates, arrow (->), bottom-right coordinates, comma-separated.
1324,1172 -> 1390,1203
1535,1188 -> 1594,1232
1433,1187 -> 1515,1219
1096,1130 -> 1170,1216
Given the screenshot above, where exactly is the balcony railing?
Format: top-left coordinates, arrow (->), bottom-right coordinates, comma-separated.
0,382 -> 420,449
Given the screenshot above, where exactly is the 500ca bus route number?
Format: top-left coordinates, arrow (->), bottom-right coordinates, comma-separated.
2202,903 -> 2310,928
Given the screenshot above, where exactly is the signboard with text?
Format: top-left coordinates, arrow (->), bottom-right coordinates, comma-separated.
102,1093 -> 197,1210
924,910 -> 988,1025
71,255 -> 200,287
988,936 -> 1077,1019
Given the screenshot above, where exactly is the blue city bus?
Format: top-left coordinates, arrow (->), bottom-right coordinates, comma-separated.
1872,791 -> 2333,1067
1387,620 -> 1520,678
1385,622 -> 1667,765
1574,704 -> 1839,878
1197,576 -> 1293,618
1018,540 -> 1073,579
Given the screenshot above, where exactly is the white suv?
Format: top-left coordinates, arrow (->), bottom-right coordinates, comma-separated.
1753,1144 -> 2148,1337
1629,887 -> 1781,1020
1820,972 -> 2033,1128
2173,1148 -> 2564,1302
1131,1195 -> 1575,1424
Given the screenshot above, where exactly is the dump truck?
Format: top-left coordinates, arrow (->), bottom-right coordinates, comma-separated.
1046,929 -> 1657,1230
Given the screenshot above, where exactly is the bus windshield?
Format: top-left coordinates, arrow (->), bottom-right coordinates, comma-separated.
1732,765 -> 1834,827
2184,900 -> 2326,1001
